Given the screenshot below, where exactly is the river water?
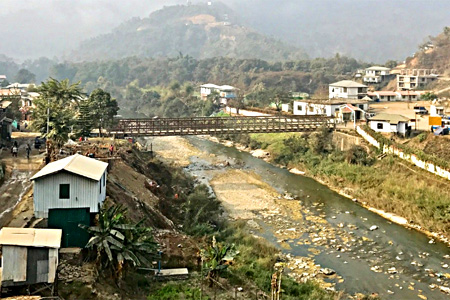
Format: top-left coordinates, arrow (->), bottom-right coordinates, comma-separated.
176,137 -> 450,299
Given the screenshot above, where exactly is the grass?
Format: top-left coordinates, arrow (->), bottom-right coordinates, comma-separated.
243,131 -> 450,235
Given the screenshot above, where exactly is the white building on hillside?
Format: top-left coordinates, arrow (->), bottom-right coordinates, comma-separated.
369,113 -> 410,135
200,83 -> 238,104
293,99 -> 369,121
329,80 -> 368,99
31,154 -> 108,218
363,66 -> 391,83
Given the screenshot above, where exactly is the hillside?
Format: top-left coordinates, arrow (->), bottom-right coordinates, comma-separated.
405,27 -> 450,75
71,3 -> 307,62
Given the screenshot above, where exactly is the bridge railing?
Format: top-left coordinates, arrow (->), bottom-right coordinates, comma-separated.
111,115 -> 333,136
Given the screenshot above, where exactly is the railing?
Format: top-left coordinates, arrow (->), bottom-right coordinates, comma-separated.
111,116 -> 333,136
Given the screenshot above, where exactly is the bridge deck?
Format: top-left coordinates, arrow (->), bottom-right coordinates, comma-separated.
111,116 -> 333,136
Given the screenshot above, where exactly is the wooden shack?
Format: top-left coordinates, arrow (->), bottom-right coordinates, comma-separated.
0,228 -> 62,288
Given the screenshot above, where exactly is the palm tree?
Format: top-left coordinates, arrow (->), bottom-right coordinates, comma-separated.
80,205 -> 158,278
31,78 -> 83,146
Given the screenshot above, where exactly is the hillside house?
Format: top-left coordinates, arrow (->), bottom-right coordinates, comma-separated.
329,80 -> 368,99
367,90 -> 425,102
0,227 -> 61,288
369,113 -> 410,135
293,99 -> 369,120
363,66 -> 391,83
200,83 -> 237,104
397,69 -> 438,90
31,154 -> 108,219
0,75 -> 6,84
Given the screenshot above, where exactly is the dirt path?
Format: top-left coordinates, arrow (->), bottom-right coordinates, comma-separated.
0,142 -> 43,227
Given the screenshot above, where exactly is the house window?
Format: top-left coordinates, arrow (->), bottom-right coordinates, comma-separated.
377,123 -> 383,130
297,104 -> 303,111
308,106 -> 314,113
343,87 -> 347,93
103,173 -> 106,186
59,184 -> 70,199
99,181 -> 102,194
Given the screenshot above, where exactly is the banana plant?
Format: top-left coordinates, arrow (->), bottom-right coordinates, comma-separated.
80,204 -> 158,278
201,236 -> 239,285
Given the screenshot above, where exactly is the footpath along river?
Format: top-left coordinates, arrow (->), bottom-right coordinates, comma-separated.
149,136 -> 450,299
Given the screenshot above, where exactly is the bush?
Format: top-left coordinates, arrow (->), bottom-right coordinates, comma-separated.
345,146 -> 374,166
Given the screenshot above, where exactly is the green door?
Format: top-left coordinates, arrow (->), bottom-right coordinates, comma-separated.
48,208 -> 91,248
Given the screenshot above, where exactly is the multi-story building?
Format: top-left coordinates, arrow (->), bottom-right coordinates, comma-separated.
363,66 -> 391,84
329,80 -> 368,99
397,69 -> 438,90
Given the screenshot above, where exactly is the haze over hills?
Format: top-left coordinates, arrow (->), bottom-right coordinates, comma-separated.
71,3 -> 307,62
1,1 -> 450,62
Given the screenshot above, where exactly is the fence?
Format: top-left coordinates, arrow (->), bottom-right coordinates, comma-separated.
356,126 -> 450,181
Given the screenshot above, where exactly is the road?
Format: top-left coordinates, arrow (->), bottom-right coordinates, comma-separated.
0,137 -> 43,227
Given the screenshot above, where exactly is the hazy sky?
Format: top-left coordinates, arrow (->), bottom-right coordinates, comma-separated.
0,0 -> 186,60
1,0 -> 449,62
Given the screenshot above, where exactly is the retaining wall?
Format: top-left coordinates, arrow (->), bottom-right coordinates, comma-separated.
356,126 -> 450,181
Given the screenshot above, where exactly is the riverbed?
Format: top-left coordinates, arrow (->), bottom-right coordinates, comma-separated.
148,136 -> 450,299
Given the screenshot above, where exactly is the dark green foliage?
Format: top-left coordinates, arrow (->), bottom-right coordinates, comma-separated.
420,92 -> 438,100
345,145 -> 374,166
80,204 -> 158,277
74,99 -> 94,138
88,88 -> 119,135
14,68 -> 36,83
183,185 -> 223,235
31,78 -> 82,146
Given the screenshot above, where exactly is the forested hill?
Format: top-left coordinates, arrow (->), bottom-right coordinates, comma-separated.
405,27 -> 450,75
70,2 -> 307,62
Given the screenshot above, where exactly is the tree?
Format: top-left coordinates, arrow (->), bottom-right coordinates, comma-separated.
14,69 -> 36,83
31,78 -> 82,146
88,88 -> 119,137
74,99 -> 94,138
80,205 -> 158,279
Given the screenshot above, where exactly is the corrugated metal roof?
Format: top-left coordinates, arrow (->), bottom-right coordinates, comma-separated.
31,154 -> 108,181
369,113 -> 410,124
0,227 -> 62,248
330,80 -> 367,88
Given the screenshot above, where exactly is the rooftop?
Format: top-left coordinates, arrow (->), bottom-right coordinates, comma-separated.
369,113 -> 410,124
329,80 -> 367,88
0,227 -> 62,248
31,154 -> 108,181
366,66 -> 391,71
294,98 -> 369,105
200,83 -> 237,91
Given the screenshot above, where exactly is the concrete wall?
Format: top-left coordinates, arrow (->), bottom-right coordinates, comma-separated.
357,126 -> 450,181
332,132 -> 362,151
225,107 -> 271,116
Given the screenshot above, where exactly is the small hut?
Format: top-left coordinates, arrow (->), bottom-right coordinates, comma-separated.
0,228 -> 62,288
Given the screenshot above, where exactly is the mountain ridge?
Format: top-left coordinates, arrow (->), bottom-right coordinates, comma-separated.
70,3 -> 307,62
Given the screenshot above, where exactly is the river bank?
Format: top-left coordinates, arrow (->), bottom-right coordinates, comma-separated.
205,132 -> 450,247
170,135 -> 450,299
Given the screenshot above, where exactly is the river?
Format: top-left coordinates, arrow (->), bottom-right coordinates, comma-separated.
150,136 -> 450,299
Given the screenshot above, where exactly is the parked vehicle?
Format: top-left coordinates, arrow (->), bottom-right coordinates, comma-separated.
34,137 -> 46,149
413,106 -> 428,115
